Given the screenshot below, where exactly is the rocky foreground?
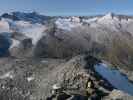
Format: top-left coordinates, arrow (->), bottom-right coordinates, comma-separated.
0,55 -> 132,100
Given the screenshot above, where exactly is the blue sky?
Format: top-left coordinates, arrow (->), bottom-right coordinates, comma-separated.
0,0 -> 132,16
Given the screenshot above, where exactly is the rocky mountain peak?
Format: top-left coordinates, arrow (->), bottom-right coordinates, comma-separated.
103,12 -> 115,19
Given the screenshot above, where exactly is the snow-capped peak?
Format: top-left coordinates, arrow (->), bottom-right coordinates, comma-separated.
55,18 -> 82,31
103,12 -> 115,19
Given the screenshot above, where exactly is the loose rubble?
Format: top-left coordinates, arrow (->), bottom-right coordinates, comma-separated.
0,55 -> 132,100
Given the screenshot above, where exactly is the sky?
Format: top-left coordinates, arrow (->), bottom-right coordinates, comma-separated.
0,0 -> 132,16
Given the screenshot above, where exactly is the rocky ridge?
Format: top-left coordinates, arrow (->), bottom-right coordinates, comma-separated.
0,55 -> 132,100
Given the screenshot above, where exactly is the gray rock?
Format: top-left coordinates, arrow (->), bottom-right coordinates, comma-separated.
104,89 -> 133,100
119,69 -> 133,82
10,38 -> 33,58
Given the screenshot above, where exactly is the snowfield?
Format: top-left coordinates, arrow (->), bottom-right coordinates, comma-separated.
55,17 -> 82,31
0,18 -> 10,33
10,21 -> 47,45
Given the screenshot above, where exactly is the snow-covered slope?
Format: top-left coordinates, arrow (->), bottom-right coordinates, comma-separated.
10,20 -> 47,44
0,12 -> 52,49
0,18 -> 10,33
54,13 -> 133,35
0,18 -> 47,45
83,13 -> 133,34
1,12 -> 133,43
55,17 -> 82,31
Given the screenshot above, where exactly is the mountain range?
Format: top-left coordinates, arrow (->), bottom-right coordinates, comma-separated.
0,12 -> 133,70
0,11 -> 133,99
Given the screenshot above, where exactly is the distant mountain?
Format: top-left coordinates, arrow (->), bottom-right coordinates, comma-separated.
0,12 -> 133,100
0,12 -> 133,70
1,11 -> 52,24
36,12 -> 133,70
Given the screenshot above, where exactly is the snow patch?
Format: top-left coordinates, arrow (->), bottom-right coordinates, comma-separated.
10,39 -> 20,49
71,16 -> 81,23
27,76 -> 34,82
10,21 -> 47,45
0,71 -> 14,79
41,60 -> 48,63
83,17 -> 98,23
52,84 -> 61,90
0,18 -> 10,32
55,18 -> 82,31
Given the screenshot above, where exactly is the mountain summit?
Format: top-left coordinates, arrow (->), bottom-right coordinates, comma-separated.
104,12 -> 115,19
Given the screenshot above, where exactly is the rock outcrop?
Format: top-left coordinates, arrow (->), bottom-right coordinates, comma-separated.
0,54 -> 132,100
44,55 -> 113,99
104,89 -> 133,100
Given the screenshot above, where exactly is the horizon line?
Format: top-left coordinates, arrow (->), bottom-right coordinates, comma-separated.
1,10 -> 133,17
